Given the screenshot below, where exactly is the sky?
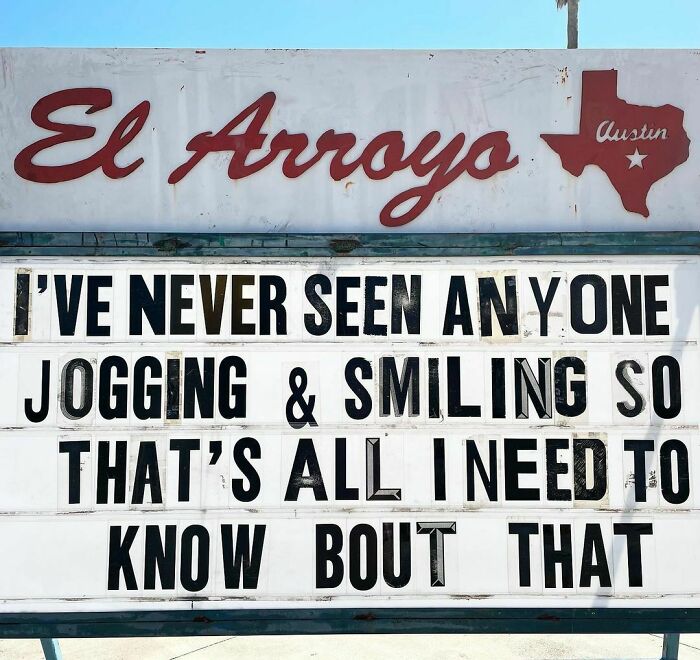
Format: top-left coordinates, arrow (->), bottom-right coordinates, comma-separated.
0,0 -> 698,49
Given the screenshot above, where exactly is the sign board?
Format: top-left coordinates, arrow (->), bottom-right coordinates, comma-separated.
0,48 -> 698,234
1,47 -> 700,637
0,241 -> 700,637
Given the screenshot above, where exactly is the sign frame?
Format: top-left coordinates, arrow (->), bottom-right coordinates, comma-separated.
1,229 -> 699,638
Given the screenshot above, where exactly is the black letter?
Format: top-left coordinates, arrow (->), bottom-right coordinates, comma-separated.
611,274 -> 642,335
54,274 -> 82,336
504,438 -> 539,501
108,525 -> 138,590
25,360 -> 50,423
133,356 -> 162,420
447,356 -> 481,417
14,271 -> 30,336
99,355 -> 128,420
232,437 -> 261,503
349,524 -> 378,591
304,274 -> 332,336
529,276 -> 560,336
180,525 -> 210,591
86,275 -> 111,337
379,357 -> 420,417
570,275 -> 607,334
58,440 -> 90,504
554,357 -> 586,417
170,438 -> 200,502
170,274 -> 195,335
478,276 -> 518,336
144,525 -> 176,589
284,438 -> 327,501
543,524 -> 573,588
60,358 -> 93,420
616,360 -> 645,417
131,441 -> 163,504
659,439 -> 690,504
508,522 -> 538,587
466,439 -> 498,501
219,355 -> 247,419
344,358 -> 372,420
624,439 -> 654,502
546,438 -> 571,501
260,275 -> 287,335
383,522 -> 411,588
97,440 -> 127,504
644,275 -> 669,335
573,438 -> 607,501
335,437 -> 359,501
613,523 -> 653,587
391,274 -> 421,334
221,524 -> 266,589
129,275 -> 165,335
316,524 -> 343,588
579,523 -> 611,588
651,355 -> 681,419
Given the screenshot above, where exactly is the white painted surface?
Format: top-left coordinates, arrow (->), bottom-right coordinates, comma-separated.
0,49 -> 698,233
0,256 -> 698,610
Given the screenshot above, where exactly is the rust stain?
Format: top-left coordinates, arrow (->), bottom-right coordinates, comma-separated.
329,238 -> 360,254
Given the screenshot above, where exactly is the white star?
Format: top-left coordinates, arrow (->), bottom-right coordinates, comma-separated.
626,148 -> 647,169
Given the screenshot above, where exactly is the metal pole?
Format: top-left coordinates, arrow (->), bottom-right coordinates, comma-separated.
40,638 -> 62,660
661,633 -> 680,660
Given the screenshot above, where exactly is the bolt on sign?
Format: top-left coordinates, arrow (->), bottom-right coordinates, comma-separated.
0,48 -> 699,635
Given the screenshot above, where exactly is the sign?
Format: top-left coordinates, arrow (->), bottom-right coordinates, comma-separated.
1,250 -> 699,618
0,49 -> 698,233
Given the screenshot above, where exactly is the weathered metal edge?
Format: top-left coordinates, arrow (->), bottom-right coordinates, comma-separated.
0,231 -> 699,256
0,607 -> 698,637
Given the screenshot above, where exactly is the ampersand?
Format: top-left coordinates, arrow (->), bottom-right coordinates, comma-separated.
286,367 -> 317,429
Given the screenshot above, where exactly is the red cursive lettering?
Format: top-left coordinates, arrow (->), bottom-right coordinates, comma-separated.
169,92 -> 519,226
14,88 -> 150,183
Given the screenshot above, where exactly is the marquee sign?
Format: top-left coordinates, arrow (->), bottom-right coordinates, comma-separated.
0,247 -> 699,628
0,49 -> 698,233
1,48 -> 700,637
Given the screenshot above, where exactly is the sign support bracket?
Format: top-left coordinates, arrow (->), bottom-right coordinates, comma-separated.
40,638 -> 62,660
661,633 -> 680,660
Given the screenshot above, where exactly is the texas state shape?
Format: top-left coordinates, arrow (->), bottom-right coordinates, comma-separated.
541,70 -> 690,217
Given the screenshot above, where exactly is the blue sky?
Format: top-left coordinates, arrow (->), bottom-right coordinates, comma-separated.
1,0 -> 698,49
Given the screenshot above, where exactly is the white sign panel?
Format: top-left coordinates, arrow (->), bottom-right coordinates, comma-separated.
0,49 -> 698,233
0,255 -> 698,612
